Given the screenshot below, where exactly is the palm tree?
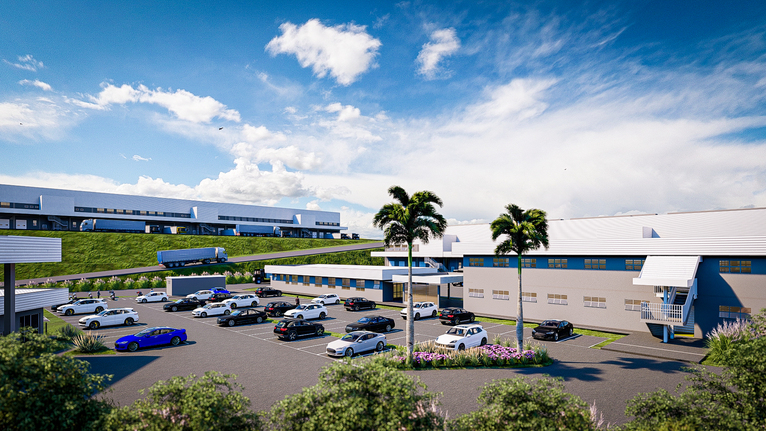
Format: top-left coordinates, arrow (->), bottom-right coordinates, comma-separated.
373,186 -> 447,357
490,204 -> 549,351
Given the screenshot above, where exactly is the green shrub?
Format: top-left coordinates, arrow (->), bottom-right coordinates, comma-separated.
150,276 -> 164,289
56,323 -> 82,341
72,331 -> 108,353
76,278 -> 92,292
135,276 -> 150,290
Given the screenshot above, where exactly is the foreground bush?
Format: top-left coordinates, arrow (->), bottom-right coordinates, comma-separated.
100,371 -> 262,431
72,331 -> 108,353
270,360 -> 444,431
376,339 -> 550,369
450,376 -> 597,431
0,328 -> 112,431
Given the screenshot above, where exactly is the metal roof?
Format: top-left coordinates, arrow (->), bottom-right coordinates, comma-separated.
633,256 -> 702,288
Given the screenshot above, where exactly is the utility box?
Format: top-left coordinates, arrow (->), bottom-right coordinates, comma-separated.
166,275 -> 226,297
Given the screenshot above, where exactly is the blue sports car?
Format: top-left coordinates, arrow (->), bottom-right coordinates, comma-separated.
211,287 -> 230,294
114,327 -> 187,352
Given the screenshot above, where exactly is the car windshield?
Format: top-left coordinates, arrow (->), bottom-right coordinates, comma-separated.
231,310 -> 243,316
357,317 -> 372,323
174,299 -> 185,303
231,295 -> 242,299
136,328 -> 155,337
96,310 -> 109,316
294,305 -> 307,310
275,321 -> 288,328
341,333 -> 362,342
446,328 -> 465,336
203,304 -> 213,309
541,320 -> 559,327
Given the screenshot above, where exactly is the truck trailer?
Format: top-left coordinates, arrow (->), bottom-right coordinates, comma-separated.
157,247 -> 228,268
236,224 -> 280,237
80,219 -> 146,233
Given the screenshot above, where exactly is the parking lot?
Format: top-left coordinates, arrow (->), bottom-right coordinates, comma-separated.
59,289 -> 693,425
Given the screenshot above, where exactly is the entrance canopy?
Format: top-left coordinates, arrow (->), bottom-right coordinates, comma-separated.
391,272 -> 463,284
632,256 -> 701,288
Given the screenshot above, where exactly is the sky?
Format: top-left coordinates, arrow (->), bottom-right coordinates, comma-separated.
1,0 -> 765,238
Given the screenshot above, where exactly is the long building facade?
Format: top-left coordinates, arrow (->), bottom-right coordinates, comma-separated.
0,184 -> 346,238
266,207 -> 766,339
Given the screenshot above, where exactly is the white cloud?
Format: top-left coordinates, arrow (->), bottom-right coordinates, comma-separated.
266,19 -> 381,86
132,155 -> 151,162
82,83 -> 241,123
0,99 -> 80,141
19,79 -> 52,91
3,54 -> 44,71
306,200 -> 322,211
417,28 -> 460,79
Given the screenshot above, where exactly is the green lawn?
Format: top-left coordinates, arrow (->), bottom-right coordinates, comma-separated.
43,309 -> 71,335
476,315 -> 626,348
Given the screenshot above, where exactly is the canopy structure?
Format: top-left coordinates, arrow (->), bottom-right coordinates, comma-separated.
632,255 -> 701,288
1,235 -> 61,335
391,273 -> 464,285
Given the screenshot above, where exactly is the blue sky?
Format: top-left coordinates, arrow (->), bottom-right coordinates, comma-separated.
2,1 -> 765,237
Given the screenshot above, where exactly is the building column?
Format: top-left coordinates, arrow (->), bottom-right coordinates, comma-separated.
3,263 -> 15,335
662,287 -> 668,343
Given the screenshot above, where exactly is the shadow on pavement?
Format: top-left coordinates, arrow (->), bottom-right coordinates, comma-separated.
81,355 -> 161,386
601,356 -> 689,373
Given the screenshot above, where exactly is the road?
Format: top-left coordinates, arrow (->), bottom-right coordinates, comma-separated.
18,241 -> 383,285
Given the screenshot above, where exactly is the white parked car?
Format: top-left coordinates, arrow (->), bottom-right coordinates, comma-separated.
435,324 -> 489,351
223,294 -> 260,309
58,299 -> 108,316
79,308 -> 139,329
311,294 -> 340,305
326,331 -> 387,357
284,303 -> 328,320
136,291 -> 169,303
186,290 -> 215,301
192,302 -> 231,318
400,301 -> 438,320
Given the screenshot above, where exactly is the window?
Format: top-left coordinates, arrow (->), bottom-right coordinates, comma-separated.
522,292 -> 537,303
327,277 -> 336,289
548,259 -> 567,269
355,287 -> 365,292
547,293 -> 568,305
585,259 -> 606,270
356,279 -> 366,289
584,296 -> 606,308
625,259 -> 645,270
303,277 -> 310,287
719,305 -> 751,319
19,313 -> 39,330
342,278 -> 350,290
624,299 -> 643,311
315,278 -> 322,288
468,288 -> 484,298
522,258 -> 536,268
290,275 -> 298,285
469,258 -> 483,267
393,283 -> 404,300
493,258 -> 510,267
492,290 -> 510,300
720,260 -> 752,274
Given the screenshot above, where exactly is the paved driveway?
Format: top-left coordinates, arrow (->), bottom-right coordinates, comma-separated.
61,292 -> 692,426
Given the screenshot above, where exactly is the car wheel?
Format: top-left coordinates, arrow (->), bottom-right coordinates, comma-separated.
162,297 -> 168,302
401,316 -> 407,320
335,299 -> 340,304
480,337 -> 487,346
171,336 -> 181,346
354,305 -> 359,311
251,301 -> 258,307
371,302 -> 376,309
554,332 -> 559,341
385,324 -> 392,332
288,331 -> 297,341
230,303 -> 237,309
228,319 -> 236,327
127,342 -> 139,352
344,348 -> 354,357
95,306 -> 104,313
414,313 -> 420,320
201,312 -> 207,318
171,306 -> 178,312
316,327 -> 324,336
297,314 -> 303,319
224,310 -> 230,315
276,311 -> 283,317
458,343 -> 465,351
89,321 -> 99,330
319,312 -> 326,319
256,316 -> 263,323
469,315 -> 475,323
125,317 -> 134,326
376,341 -> 384,352
142,299 -> 147,303
569,327 -> 574,336
452,320 -> 458,326
65,309 -> 73,316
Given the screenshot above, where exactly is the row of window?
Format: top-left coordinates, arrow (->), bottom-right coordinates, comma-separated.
75,206 -> 191,218
0,201 -> 40,210
315,221 -> 340,226
719,260 -> 752,273
385,244 -> 420,252
218,215 -> 293,224
467,257 -> 755,274
273,274 -> 379,291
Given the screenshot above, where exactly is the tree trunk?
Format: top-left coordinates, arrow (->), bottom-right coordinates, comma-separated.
407,242 -> 414,357
516,255 -> 524,351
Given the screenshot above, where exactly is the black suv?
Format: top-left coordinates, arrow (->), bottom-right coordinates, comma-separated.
273,318 -> 324,341
256,287 -> 282,297
439,308 -> 475,325
264,301 -> 297,317
344,297 -> 376,311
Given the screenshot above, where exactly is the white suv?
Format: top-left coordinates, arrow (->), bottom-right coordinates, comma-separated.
435,324 -> 488,351
223,294 -> 260,309
311,294 -> 340,305
58,299 -> 108,316
187,290 -> 214,301
192,302 -> 231,318
136,291 -> 168,303
285,303 -> 328,320
400,301 -> 438,320
79,308 -> 139,329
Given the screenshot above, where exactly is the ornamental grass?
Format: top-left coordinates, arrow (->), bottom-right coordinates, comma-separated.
379,338 -> 551,369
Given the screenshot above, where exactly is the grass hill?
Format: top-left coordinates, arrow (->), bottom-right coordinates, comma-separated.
0,230 -> 382,281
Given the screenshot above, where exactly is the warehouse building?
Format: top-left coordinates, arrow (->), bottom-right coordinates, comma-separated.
267,207 -> 766,339
0,184 -> 346,238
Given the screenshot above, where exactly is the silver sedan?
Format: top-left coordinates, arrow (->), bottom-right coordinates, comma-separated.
326,331 -> 387,357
